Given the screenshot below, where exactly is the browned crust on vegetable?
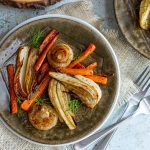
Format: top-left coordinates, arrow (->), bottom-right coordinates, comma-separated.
7,64 -> 18,114
0,0 -> 60,8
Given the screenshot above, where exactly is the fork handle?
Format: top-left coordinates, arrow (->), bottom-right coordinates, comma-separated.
93,102 -> 133,150
93,130 -> 116,150
74,115 -> 135,150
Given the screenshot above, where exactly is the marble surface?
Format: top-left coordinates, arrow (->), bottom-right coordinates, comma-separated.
0,0 -> 150,150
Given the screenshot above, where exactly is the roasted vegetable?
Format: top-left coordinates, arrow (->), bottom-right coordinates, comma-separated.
74,63 -> 85,69
34,33 -> 59,72
37,62 -> 50,83
24,48 -> 38,95
40,29 -> 57,52
49,72 -> 102,108
28,103 -> 58,130
59,68 -> 93,76
7,64 -> 18,114
139,0 -> 150,30
68,43 -> 96,68
86,62 -> 97,69
21,74 -> 51,111
14,46 -> 30,98
85,75 -> 108,85
47,43 -> 74,68
48,79 -> 76,130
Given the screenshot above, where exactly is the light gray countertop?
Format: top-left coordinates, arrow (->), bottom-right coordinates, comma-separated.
0,0 -> 150,150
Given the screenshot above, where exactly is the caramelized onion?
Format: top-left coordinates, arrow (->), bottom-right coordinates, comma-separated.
47,43 -> 73,68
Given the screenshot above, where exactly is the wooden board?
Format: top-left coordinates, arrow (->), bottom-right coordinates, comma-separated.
0,0 -> 60,8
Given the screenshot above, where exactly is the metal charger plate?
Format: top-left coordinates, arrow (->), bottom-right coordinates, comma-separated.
0,14 -> 120,146
114,0 -> 150,59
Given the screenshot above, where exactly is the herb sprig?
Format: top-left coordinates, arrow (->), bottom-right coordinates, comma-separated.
69,99 -> 81,113
17,97 -> 22,104
36,98 -> 51,105
74,49 -> 83,60
30,29 -> 43,48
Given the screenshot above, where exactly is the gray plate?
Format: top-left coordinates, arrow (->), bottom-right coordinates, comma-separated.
115,0 -> 150,59
0,15 -> 120,146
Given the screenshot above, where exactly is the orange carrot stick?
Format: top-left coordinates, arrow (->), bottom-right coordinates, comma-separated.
34,33 -> 59,72
68,43 -> 96,68
86,62 -> 97,69
20,74 -> 51,111
7,64 -> 18,114
40,29 -> 58,53
74,63 -> 85,69
85,75 -> 108,85
37,62 -> 50,83
59,68 -> 93,76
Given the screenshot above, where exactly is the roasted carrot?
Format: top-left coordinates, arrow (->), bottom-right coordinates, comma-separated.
74,63 -> 85,69
37,62 -> 50,83
40,29 -> 58,53
7,64 -> 18,114
68,43 -> 96,68
86,62 -> 97,69
20,74 -> 51,111
85,75 -> 108,85
34,33 -> 59,72
59,68 -> 93,76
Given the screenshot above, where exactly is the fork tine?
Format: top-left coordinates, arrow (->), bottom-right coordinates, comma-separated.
142,77 -> 150,91
139,72 -> 150,90
135,65 -> 150,87
144,86 -> 150,97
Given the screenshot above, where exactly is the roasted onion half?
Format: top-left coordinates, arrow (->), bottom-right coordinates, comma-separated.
28,103 -> 58,130
47,43 -> 73,68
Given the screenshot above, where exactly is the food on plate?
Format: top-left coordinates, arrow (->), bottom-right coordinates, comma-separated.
85,75 -> 108,85
47,43 -> 74,68
86,62 -> 97,69
74,63 -> 85,69
59,68 -> 93,75
49,79 -> 76,130
37,62 -> 50,83
14,46 -> 30,98
49,72 -> 102,108
28,103 -> 58,130
0,0 -> 60,8
67,43 -> 96,68
40,29 -> 58,52
34,29 -> 59,72
6,28 -> 109,130
21,74 -> 51,111
139,0 -> 150,30
7,64 -> 18,114
24,48 -> 38,95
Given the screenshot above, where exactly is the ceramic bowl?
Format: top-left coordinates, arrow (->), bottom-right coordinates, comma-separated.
0,14 -> 120,146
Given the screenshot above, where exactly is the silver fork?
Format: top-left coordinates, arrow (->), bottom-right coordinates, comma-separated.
74,65 -> 150,150
93,65 -> 150,150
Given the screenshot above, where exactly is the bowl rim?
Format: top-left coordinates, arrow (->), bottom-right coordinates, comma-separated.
0,14 -> 120,146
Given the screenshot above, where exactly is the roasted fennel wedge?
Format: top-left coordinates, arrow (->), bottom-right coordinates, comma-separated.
48,79 -> 76,130
139,0 -> 150,30
49,72 -> 102,108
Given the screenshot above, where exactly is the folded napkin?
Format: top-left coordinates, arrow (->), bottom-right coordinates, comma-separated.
0,1 -> 149,150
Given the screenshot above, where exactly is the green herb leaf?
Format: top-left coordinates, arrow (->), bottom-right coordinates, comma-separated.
69,99 -> 81,113
36,98 -> 51,105
36,98 -> 45,105
30,29 -> 43,48
74,49 -> 83,60
17,97 -> 22,104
